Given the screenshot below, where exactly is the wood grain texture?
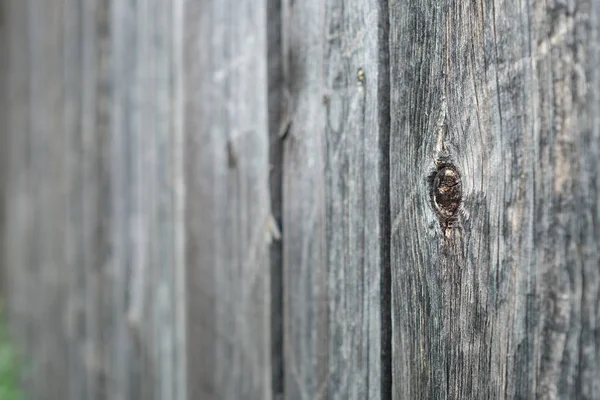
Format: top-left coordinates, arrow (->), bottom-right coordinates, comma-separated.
182,0 -> 272,399
1,0 -> 185,399
390,0 -> 600,399
282,0 -> 389,398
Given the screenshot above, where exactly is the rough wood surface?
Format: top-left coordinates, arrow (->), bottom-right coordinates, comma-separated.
282,0 -> 389,398
390,0 -> 600,399
1,1 -> 185,399
5,0 -> 600,398
182,0 -> 272,399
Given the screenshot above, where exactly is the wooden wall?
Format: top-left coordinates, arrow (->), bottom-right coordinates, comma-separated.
1,0 -> 600,399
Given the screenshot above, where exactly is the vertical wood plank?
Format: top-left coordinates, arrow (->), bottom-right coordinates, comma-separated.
110,0 -> 183,398
282,0 -> 389,398
183,0 -> 272,399
282,3 -> 328,396
390,0 -> 600,398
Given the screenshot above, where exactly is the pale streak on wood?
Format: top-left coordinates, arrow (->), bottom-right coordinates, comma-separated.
172,0 -> 188,399
183,0 -> 271,399
390,0 -> 600,399
283,0 -> 388,399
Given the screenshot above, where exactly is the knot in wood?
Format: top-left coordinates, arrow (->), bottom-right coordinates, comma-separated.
431,165 -> 461,219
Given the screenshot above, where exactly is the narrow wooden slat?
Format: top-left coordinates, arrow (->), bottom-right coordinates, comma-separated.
389,0 -> 600,398
183,0 -> 272,398
107,0 -> 184,398
282,0 -> 389,398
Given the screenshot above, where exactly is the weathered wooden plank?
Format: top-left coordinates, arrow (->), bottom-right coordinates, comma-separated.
390,0 -> 600,398
281,2 -> 328,395
110,0 -> 184,399
282,0 -> 389,398
182,0 -> 272,399
1,0 -> 185,399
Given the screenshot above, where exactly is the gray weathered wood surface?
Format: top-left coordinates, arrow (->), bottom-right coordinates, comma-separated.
390,0 -> 600,398
281,0 -> 388,398
182,0 -> 272,398
2,0 -> 600,399
1,0 -> 186,399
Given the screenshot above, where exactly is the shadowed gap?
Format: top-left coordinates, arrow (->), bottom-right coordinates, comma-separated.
379,0 -> 392,397
267,0 -> 285,397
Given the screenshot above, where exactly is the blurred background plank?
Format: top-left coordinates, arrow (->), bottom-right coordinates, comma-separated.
0,0 -> 185,398
182,0 -> 272,398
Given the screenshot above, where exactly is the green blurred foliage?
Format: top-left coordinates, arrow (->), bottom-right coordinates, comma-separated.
0,305 -> 23,400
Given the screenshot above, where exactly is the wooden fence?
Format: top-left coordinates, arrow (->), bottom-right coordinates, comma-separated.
1,0 -> 600,399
